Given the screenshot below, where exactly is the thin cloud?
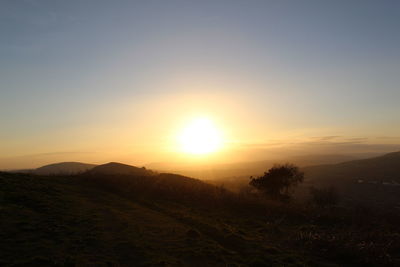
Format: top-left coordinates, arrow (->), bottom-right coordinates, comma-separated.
309,136 -> 341,141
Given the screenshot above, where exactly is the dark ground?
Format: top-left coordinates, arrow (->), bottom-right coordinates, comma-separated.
1,171 -> 399,266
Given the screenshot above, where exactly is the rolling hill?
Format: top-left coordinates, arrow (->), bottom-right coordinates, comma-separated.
1,162 -> 400,266
86,162 -> 153,176
299,152 -> 400,207
0,170 -> 308,266
33,162 -> 97,175
303,151 -> 400,185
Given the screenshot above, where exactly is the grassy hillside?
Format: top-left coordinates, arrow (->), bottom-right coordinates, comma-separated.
1,170 -> 400,266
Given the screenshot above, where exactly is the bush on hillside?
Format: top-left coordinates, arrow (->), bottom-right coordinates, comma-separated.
249,163 -> 304,201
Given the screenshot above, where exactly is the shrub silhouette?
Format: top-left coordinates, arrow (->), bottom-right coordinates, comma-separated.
249,163 -> 304,200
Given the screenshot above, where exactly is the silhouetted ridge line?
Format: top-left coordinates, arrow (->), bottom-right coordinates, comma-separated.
34,162 -> 97,175
303,151 -> 400,184
86,162 -> 153,176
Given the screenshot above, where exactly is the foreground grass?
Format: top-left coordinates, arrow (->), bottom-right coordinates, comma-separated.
1,172 -> 399,266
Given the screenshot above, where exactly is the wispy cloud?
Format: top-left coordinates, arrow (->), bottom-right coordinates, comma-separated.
1,151 -> 95,159
309,136 -> 341,141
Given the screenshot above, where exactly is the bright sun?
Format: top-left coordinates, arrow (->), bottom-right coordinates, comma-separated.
178,118 -> 222,155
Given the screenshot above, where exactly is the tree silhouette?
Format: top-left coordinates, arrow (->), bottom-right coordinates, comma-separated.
249,163 -> 304,200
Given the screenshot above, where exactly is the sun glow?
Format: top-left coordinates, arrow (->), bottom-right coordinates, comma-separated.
178,118 -> 222,155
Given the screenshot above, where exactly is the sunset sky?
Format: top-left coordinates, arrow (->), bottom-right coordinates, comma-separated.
1,0 -> 400,169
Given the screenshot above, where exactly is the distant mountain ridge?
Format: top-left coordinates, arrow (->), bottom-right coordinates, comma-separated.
34,162 -> 97,175
12,162 -> 153,177
87,162 -> 153,176
303,151 -> 400,185
145,153 -> 375,180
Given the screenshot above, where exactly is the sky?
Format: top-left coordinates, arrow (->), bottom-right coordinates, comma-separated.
1,0 -> 400,169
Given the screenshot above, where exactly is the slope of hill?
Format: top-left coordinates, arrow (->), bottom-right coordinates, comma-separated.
1,167 -> 399,266
299,152 -> 400,207
34,162 -> 97,175
0,171 -> 307,266
303,151 -> 400,185
87,162 -> 153,176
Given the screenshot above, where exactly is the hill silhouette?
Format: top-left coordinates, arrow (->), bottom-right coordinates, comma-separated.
34,162 -> 97,175
299,151 -> 400,207
1,162 -> 400,265
303,151 -> 400,185
146,153 -> 368,180
0,170 -> 306,266
87,162 -> 153,176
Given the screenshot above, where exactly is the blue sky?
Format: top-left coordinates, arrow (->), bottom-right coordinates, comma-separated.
1,0 -> 400,168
